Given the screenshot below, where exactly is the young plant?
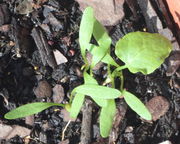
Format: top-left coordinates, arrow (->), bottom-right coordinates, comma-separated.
4,7 -> 172,138
69,7 -> 172,137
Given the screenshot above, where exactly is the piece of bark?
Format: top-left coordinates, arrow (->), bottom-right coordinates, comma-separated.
146,96 -> 170,121
137,0 -> 163,32
31,27 -> 57,69
158,28 -> 180,76
34,80 -> 52,98
11,18 -> 32,58
44,12 -> 64,31
125,0 -> 139,20
75,0 -> 125,26
80,99 -> 93,144
0,4 -> 10,26
109,101 -> 127,144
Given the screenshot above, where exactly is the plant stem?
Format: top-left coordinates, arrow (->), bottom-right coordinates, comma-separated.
113,65 -> 128,75
119,71 -> 124,91
107,64 -> 115,88
111,65 -> 127,91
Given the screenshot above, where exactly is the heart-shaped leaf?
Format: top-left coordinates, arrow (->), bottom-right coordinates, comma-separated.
123,90 -> 152,120
5,102 -> 64,119
115,32 -> 172,74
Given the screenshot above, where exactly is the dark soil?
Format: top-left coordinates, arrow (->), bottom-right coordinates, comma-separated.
0,0 -> 179,144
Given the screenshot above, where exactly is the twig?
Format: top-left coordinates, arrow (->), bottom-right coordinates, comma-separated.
80,99 -> 92,144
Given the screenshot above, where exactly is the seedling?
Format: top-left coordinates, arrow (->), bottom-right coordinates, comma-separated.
4,7 -> 172,138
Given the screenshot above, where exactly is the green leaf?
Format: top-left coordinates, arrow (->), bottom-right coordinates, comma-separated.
83,72 -> 107,107
5,102 -> 64,119
84,71 -> 98,85
79,7 -> 111,68
100,100 -> 116,137
123,90 -> 152,120
101,53 -> 119,67
79,7 -> 95,63
72,84 -> 121,99
70,93 -> 85,118
115,32 -> 172,74
90,20 -> 111,67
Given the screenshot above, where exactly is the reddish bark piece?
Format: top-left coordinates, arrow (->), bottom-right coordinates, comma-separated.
75,0 -> 125,26
34,80 -> 52,98
146,96 -> 170,121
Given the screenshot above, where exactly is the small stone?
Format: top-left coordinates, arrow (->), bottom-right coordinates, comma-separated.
34,80 -> 52,98
53,50 -> 68,65
158,140 -> 172,144
0,124 -> 31,139
61,109 -> 76,122
52,84 -> 65,103
146,96 -> 170,121
75,0 -> 125,26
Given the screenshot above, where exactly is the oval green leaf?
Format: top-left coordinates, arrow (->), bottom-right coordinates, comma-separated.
72,84 -> 121,99
123,90 -> 152,120
5,102 -> 64,119
70,93 -> 85,118
79,7 -> 95,63
90,20 -> 111,67
100,100 -> 116,137
115,32 -> 172,74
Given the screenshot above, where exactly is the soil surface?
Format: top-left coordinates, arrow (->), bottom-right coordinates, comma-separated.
0,0 -> 180,144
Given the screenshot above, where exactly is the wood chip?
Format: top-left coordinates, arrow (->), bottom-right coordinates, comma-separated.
137,0 -> 163,32
146,96 -> 170,121
0,4 -> 10,26
34,80 -> 52,98
31,28 -> 57,69
75,0 -> 125,26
